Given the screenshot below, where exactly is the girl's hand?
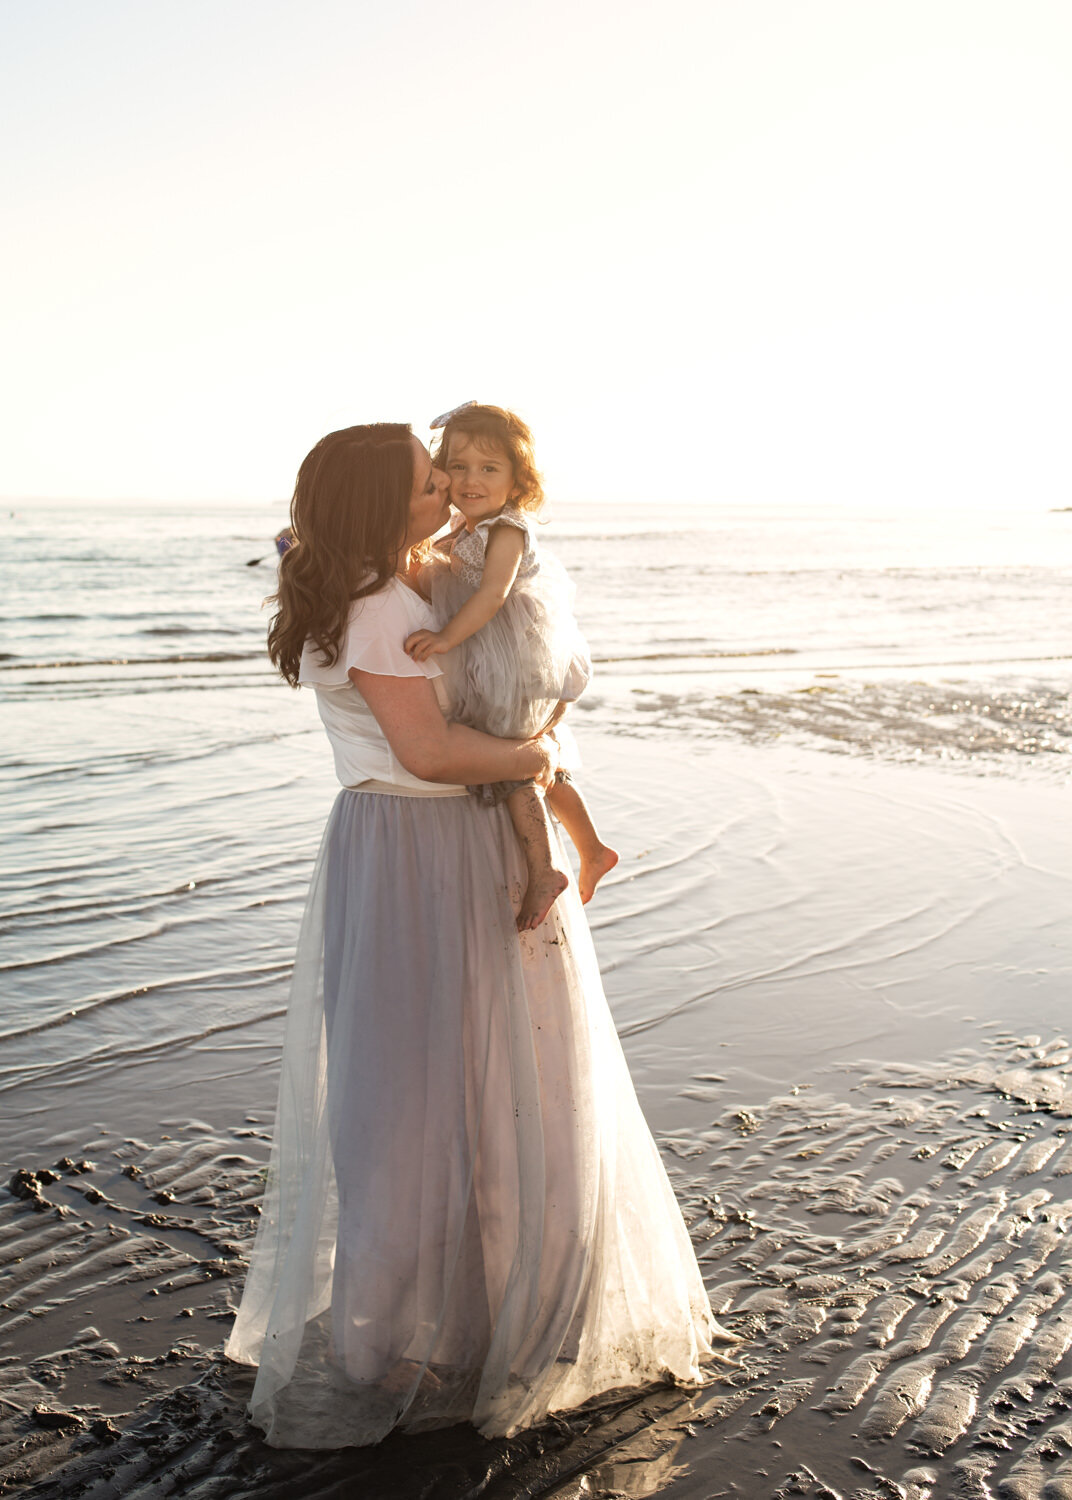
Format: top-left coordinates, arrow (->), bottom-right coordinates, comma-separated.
404,628 -> 451,662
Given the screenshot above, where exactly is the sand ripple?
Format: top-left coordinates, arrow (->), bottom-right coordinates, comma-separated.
8,1032 -> 1072,1497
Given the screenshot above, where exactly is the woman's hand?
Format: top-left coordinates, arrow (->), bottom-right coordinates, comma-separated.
530,733 -> 560,792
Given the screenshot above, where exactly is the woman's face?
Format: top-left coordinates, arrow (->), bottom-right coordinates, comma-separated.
404,437 -> 451,549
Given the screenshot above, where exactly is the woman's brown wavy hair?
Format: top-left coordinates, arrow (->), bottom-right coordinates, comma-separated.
267,423 -> 415,687
431,404 -> 544,512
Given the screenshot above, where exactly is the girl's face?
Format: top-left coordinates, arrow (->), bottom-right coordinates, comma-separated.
403,437 -> 451,552
444,436 -> 516,528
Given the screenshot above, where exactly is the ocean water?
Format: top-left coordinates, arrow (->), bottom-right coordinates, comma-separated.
1,500 -> 1069,1162
4,500 -> 1071,685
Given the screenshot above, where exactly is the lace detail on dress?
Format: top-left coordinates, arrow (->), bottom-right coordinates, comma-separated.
449,509 -> 539,591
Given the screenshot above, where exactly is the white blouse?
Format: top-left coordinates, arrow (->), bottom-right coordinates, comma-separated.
298,578 -> 465,793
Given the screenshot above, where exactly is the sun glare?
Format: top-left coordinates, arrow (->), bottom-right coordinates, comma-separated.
1,0 -> 1070,510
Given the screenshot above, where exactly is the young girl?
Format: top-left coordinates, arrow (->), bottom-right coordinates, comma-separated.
405,402 -> 617,931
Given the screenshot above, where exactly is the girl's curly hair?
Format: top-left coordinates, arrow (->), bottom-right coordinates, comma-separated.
431,404 -> 544,513
267,423 -> 414,687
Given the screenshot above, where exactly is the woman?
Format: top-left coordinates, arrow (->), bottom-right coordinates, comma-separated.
225,422 -> 722,1449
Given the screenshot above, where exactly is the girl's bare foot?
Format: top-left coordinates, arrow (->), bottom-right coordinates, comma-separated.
578,843 -> 618,904
379,1359 -> 441,1398
517,867 -> 569,931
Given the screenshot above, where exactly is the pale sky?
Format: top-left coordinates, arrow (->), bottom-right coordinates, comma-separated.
3,0 -> 1070,507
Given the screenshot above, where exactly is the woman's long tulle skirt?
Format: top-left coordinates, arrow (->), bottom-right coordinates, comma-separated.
225,790 -> 715,1448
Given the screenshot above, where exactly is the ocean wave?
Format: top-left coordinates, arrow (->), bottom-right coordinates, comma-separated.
595,674 -> 1072,772
0,863 -> 310,929
0,674 -> 274,705
0,650 -> 263,671
137,625 -> 245,637
0,961 -> 292,1050
594,647 -> 797,664
1,611 -> 227,625
0,612 -> 86,622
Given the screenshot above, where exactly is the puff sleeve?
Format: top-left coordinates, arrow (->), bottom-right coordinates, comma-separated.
299,582 -> 443,687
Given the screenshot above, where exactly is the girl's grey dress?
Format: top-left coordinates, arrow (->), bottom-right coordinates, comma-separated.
225,578 -> 717,1448
428,508 -> 592,741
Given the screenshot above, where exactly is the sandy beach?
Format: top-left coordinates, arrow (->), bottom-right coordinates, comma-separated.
3,719 -> 1071,1498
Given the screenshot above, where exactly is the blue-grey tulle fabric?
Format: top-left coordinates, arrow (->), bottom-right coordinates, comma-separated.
426,525 -> 591,741
225,790 -> 715,1448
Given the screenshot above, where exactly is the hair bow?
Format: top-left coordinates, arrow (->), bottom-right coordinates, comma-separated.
429,400 -> 477,429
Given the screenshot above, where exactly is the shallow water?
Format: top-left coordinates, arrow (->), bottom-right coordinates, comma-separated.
2,499 -> 1069,1142
4,721 -> 1070,1167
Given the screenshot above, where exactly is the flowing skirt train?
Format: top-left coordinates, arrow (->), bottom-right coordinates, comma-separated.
225,789 -> 715,1448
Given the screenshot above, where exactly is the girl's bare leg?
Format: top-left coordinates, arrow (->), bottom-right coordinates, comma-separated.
546,778 -> 619,904
507,784 -> 569,931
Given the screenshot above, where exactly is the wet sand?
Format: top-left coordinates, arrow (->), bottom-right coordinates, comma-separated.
2,733 -> 1070,1498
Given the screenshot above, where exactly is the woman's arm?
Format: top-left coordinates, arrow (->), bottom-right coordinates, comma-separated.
405,526 -> 524,662
350,668 -> 554,786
